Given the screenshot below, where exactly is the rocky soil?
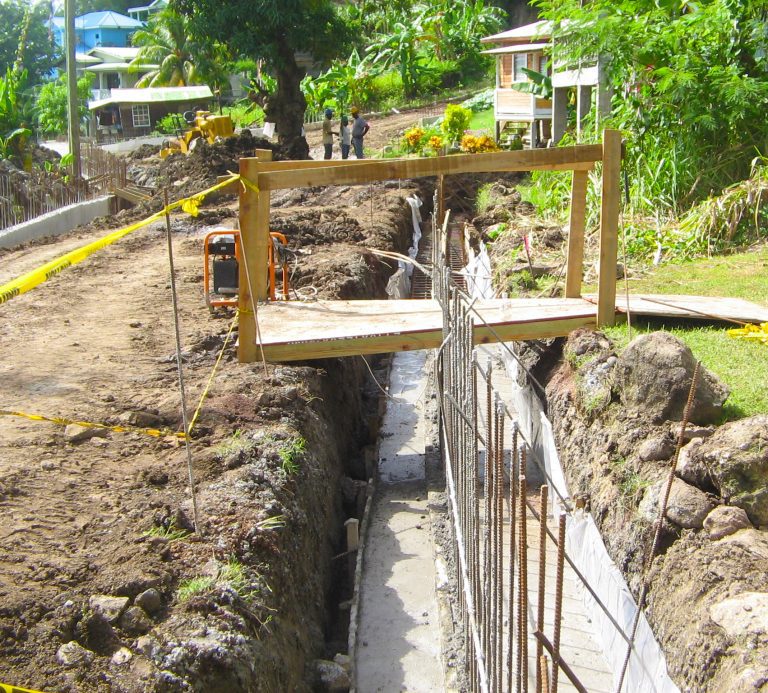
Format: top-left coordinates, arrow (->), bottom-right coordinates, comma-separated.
0,134 -> 434,691
516,329 -> 768,691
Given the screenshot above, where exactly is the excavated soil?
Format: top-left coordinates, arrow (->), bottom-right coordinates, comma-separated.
0,141 -> 432,690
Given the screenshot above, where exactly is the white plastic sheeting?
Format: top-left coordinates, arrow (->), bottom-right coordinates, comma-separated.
386,195 -> 423,300
503,353 -> 679,693
460,243 -> 494,300
462,238 -> 678,692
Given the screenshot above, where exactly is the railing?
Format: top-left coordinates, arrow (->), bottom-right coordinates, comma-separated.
80,141 -> 128,194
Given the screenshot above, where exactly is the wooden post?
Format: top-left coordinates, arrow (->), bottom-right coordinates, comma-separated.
564,170 -> 588,298
597,129 -> 621,326
238,149 -> 272,362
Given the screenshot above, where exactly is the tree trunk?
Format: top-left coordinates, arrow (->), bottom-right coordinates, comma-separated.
265,43 -> 310,160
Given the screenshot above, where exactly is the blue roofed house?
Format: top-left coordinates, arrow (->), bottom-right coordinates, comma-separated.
50,11 -> 143,54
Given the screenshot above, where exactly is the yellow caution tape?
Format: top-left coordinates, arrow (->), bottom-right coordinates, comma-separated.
0,682 -> 51,693
0,173 -> 243,306
727,322 -> 768,345
186,315 -> 238,436
0,409 -> 186,439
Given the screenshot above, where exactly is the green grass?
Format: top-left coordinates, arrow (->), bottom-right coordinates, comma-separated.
593,246 -> 768,421
278,436 -> 306,475
177,576 -> 215,602
468,107 -> 495,134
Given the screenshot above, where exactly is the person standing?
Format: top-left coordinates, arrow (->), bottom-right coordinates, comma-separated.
350,107 -> 369,159
339,115 -> 351,160
322,108 -> 335,159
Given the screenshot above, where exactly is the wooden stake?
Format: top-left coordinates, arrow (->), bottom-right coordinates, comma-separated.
597,129 -> 621,326
564,170 -> 588,298
238,150 -> 272,362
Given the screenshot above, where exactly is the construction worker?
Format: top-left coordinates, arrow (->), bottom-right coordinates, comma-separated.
350,107 -> 370,159
322,108 -> 335,159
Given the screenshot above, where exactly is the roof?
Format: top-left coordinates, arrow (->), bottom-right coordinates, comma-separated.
127,0 -> 167,12
75,53 -> 102,65
482,43 -> 548,55
88,46 -> 142,61
481,20 -> 551,44
74,11 -> 144,30
84,62 -> 157,73
89,85 -> 213,110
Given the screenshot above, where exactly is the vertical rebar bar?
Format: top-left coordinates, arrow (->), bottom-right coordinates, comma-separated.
519,465 -> 528,693
551,513 -> 566,693
536,485 -> 549,693
539,655 -> 550,693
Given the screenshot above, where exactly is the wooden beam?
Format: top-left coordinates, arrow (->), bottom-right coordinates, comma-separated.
596,129 -> 621,326
237,150 -> 272,362
256,144 -> 602,190
564,169 -> 588,298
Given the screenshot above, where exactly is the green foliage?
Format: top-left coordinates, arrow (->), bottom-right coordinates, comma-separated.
304,48 -> 377,114
278,436 -> 306,476
0,1 -> 60,84
177,576 -> 214,602
36,74 -> 93,137
516,67 -> 552,99
143,523 -> 191,542
535,0 -> 768,215
154,112 -> 184,135
441,103 -> 472,144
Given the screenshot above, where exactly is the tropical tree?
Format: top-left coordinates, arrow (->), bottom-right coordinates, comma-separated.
534,0 -> 768,212
173,0 -> 351,159
36,73 -> 93,136
0,0 -> 60,85
0,68 -> 35,161
131,9 -> 199,87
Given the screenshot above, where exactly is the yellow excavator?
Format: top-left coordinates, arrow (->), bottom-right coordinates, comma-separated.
159,110 -> 234,158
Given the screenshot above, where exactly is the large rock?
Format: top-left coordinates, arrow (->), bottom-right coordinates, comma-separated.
616,332 -> 729,424
89,594 -> 129,624
710,592 -> 768,638
314,659 -> 350,691
56,641 -> 95,667
679,415 -> 768,526
666,478 -> 714,529
119,605 -> 152,635
703,505 -> 752,540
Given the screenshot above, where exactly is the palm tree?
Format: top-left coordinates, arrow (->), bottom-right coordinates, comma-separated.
130,9 -> 198,87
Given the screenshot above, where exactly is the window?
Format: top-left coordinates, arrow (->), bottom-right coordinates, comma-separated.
513,54 -> 528,82
539,55 -> 551,76
132,104 -> 151,128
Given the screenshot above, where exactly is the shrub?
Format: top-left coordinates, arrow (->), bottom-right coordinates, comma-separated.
441,104 -> 472,145
460,134 -> 499,153
402,126 -> 426,153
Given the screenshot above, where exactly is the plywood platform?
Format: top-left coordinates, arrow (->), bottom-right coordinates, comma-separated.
251,294 -> 768,362
253,298 -> 597,361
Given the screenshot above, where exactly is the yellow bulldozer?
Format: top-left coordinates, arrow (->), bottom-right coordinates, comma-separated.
159,110 -> 234,158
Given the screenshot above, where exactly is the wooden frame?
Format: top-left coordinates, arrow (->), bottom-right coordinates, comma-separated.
235,132 -> 621,362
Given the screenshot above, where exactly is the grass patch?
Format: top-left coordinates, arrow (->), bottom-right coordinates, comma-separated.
143,523 -> 190,542
278,436 -> 306,475
468,107 -> 495,134
604,321 -> 768,420
177,576 -> 215,602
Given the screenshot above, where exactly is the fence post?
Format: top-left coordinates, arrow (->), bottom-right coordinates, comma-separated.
564,170 -> 588,298
238,150 -> 272,362
597,129 -> 621,326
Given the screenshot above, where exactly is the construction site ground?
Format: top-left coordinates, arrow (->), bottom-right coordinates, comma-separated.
0,128 -> 433,690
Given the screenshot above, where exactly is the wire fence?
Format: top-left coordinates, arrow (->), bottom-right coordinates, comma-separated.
433,211 -> 631,693
0,145 -> 127,233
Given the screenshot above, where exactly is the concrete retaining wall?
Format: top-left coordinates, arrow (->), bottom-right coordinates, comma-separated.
0,196 -> 113,249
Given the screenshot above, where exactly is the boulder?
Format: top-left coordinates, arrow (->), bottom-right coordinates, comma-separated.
89,594 -> 129,624
679,415 -> 768,526
639,436 -> 675,462
710,592 -> 768,638
314,658 -> 350,691
119,606 -> 152,635
715,529 -> 768,561
135,588 -> 163,615
64,424 -> 108,444
111,647 -> 133,666
675,438 -> 711,488
56,641 -> 95,667
666,478 -> 714,529
616,332 -> 729,424
703,506 -> 752,540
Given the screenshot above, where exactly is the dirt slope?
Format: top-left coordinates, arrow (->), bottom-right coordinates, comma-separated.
0,163 -> 426,690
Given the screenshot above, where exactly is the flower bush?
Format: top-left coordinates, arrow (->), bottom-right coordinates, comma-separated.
460,134 -> 500,153
402,126 -> 426,153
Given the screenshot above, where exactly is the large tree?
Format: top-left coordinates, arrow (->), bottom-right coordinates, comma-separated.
0,0 -> 60,85
173,0 -> 349,159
